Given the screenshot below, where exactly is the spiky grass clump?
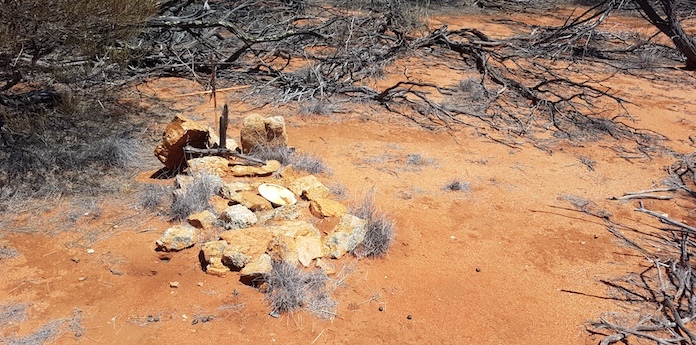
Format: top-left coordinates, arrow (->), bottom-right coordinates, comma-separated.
442,179 -> 470,192
0,304 -> 27,328
264,260 -> 336,319
136,184 -> 171,213
298,98 -> 338,117
350,191 -> 395,258
248,146 -> 331,174
170,173 -> 222,220
0,246 -> 19,261
6,319 -> 64,345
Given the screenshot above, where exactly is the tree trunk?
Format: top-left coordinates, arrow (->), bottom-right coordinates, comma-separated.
633,0 -> 696,70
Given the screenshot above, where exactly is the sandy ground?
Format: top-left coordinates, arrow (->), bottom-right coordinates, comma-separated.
2,10 -> 696,345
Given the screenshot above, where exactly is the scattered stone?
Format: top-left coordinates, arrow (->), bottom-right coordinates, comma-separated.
256,203 -> 304,224
170,281 -> 180,288
240,114 -> 288,153
230,160 -> 281,177
220,227 -> 274,268
200,240 -> 229,264
323,214 -> 367,259
407,314 -> 412,320
278,164 -> 296,179
379,306 -> 384,312
154,114 -> 214,170
220,204 -> 258,230
475,267 -> 481,272
315,258 -> 335,275
187,210 -> 217,230
240,253 -> 272,277
78,277 -> 87,282
71,257 -> 80,263
268,221 -> 323,267
156,224 -> 199,251
309,198 -> 348,218
187,156 -> 230,177
200,240 -> 231,277
197,282 -> 204,287
209,195 -> 230,215
220,181 -> 252,199
230,191 -> 273,212
205,257 -> 230,277
287,175 -> 331,201
87,249 -> 95,254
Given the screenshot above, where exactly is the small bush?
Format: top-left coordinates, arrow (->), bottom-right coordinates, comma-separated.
298,98 -> 338,117
458,78 -> 486,101
406,153 -> 434,166
443,179 -> 470,192
0,246 -> 19,261
6,319 -> 64,345
248,146 -> 331,174
137,184 -> 171,213
264,260 -> 336,319
170,173 -> 222,220
327,182 -> 347,199
350,191 -> 395,258
0,304 -> 27,328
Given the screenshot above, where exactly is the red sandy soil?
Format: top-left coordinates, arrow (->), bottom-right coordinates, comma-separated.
2,11 -> 696,345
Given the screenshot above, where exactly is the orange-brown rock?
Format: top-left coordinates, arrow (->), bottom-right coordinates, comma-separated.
230,160 -> 282,177
239,114 -> 288,153
187,210 -> 217,230
154,114 -> 213,170
219,227 -> 274,268
288,175 -> 331,201
309,198 -> 348,218
209,195 -> 230,215
323,214 -> 367,259
187,156 -> 230,177
268,221 -> 323,267
230,191 -> 273,212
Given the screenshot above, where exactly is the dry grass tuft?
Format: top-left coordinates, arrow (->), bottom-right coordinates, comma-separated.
248,146 -> 331,174
263,260 -> 336,319
350,190 -> 395,258
443,179 -> 471,192
170,173 -> 222,220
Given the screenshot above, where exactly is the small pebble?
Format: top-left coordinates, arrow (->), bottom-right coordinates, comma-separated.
78,277 -> 87,282
71,257 -> 80,263
170,281 -> 180,288
475,267 -> 481,272
378,306 -> 384,312
594,234 -> 599,239
86,249 -> 95,254
197,282 -> 204,287
407,314 -> 412,320
182,314 -> 188,320
191,319 -> 199,325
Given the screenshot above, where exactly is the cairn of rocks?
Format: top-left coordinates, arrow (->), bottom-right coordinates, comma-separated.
153,113 -> 365,283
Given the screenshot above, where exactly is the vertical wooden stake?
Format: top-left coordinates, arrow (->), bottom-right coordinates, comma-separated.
210,54 -> 218,126
219,103 -> 228,149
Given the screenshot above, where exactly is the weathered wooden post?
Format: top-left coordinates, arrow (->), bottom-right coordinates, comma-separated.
219,103 -> 228,149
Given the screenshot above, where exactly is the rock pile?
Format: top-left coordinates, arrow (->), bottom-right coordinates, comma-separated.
153,113 -> 364,282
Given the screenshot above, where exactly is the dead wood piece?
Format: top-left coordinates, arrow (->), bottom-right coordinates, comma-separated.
183,146 -> 266,165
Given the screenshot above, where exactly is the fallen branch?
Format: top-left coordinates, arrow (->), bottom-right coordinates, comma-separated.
635,202 -> 696,235
183,146 -> 267,165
